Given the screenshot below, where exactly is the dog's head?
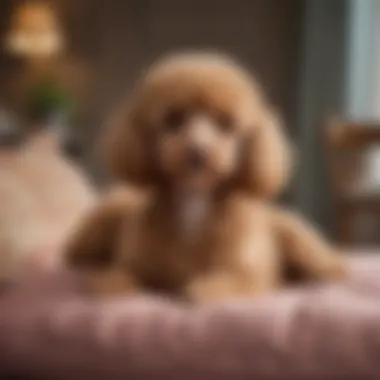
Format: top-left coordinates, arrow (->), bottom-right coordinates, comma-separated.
105,52 -> 293,198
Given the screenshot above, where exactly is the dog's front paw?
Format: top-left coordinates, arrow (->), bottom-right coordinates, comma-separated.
185,273 -> 258,303
85,269 -> 138,297
186,277 -> 229,303
324,258 -> 349,281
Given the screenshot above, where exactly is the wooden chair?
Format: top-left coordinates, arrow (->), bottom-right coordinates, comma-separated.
325,118 -> 380,244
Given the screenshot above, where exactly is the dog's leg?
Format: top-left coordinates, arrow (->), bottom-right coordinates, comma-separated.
186,201 -> 280,303
65,197 -> 126,269
83,266 -> 138,297
274,209 -> 347,281
64,190 -> 141,296
185,271 -> 270,303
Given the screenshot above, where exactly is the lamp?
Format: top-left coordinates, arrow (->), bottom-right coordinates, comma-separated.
5,1 -> 64,59
4,2 -> 77,132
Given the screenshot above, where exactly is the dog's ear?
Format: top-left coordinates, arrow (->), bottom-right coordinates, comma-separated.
103,103 -> 153,186
238,109 -> 294,198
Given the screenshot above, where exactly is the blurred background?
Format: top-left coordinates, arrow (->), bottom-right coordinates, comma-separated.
0,0 -> 379,247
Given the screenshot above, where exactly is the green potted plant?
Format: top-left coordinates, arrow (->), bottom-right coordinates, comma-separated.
27,78 -> 77,127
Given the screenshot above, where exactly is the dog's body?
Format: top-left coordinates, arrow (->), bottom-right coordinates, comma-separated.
66,52 -> 346,302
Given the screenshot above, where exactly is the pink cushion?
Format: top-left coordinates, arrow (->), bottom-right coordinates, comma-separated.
0,254 -> 379,380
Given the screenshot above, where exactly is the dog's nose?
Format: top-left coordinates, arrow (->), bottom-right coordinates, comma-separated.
186,148 -> 208,170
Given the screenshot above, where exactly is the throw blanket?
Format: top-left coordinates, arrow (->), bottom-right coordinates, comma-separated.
0,131 -> 95,279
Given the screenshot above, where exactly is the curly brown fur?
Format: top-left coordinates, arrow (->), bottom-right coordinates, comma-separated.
65,52 -> 347,302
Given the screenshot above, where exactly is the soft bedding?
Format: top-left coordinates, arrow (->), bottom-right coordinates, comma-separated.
0,254 -> 379,380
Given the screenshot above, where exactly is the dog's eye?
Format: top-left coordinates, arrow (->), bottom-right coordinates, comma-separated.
216,114 -> 234,133
163,108 -> 186,132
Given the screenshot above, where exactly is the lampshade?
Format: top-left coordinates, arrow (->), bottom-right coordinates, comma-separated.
6,2 -> 64,58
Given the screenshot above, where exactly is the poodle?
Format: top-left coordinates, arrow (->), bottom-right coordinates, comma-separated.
65,52 -> 347,302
